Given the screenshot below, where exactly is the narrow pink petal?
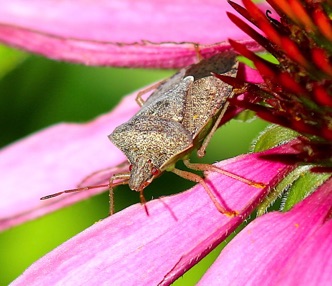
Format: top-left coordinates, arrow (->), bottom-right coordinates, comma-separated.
199,179 -> 332,286
11,144 -> 295,286
0,92 -> 139,232
0,0 -> 260,67
242,64 -> 263,83
279,215 -> 332,285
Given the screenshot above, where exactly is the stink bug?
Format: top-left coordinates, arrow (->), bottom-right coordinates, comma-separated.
41,51 -> 264,216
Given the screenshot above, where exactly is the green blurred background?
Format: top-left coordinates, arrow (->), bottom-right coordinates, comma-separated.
0,45 -> 268,285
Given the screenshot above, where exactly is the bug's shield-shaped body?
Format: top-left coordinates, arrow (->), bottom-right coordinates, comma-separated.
109,52 -> 238,192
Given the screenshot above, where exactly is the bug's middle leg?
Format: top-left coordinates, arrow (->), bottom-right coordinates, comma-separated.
196,101 -> 231,158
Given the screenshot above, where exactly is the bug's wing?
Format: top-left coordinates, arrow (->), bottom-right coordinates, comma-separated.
185,51 -> 238,79
109,116 -> 193,169
182,54 -> 239,137
136,75 -> 194,123
143,69 -> 186,105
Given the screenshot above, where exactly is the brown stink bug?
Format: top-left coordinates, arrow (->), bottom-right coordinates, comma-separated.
41,51 -> 264,216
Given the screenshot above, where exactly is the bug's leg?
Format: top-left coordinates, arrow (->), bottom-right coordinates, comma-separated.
171,167 -> 237,216
77,161 -> 130,187
40,173 -> 130,215
136,81 -> 164,107
193,44 -> 203,62
197,100 -> 231,158
183,159 -> 266,189
139,190 -> 149,216
109,187 -> 115,215
108,172 -> 130,215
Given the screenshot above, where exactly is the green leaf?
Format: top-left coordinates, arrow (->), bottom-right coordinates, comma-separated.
283,170 -> 331,211
256,165 -> 331,216
251,124 -> 299,152
258,53 -> 279,64
234,110 -> 256,122
238,52 -> 278,68
256,165 -> 309,216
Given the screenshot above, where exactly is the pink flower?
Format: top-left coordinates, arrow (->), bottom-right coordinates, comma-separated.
199,180 -> 332,286
0,0 -> 330,285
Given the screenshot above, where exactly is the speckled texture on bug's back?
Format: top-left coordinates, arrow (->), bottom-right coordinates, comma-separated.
110,116 -> 192,169
108,52 -> 238,191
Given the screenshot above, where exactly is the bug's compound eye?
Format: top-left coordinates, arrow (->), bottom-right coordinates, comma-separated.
151,166 -> 161,176
129,164 -> 133,172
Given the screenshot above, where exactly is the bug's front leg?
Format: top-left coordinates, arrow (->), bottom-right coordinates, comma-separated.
108,172 -> 130,215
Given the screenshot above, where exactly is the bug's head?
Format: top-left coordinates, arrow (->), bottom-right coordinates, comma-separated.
128,156 -> 161,192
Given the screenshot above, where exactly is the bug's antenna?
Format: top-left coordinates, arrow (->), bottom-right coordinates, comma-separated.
40,175 -> 131,201
40,184 -> 111,200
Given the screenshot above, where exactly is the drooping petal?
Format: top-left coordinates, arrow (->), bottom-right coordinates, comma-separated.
198,178 -> 332,286
0,92 -> 139,232
11,143 -> 295,286
0,0 -> 261,67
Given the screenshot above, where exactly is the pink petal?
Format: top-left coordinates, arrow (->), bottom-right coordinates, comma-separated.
0,92 -> 138,232
11,144 -> 295,286
0,0 -> 261,67
279,213 -> 332,285
199,178 -> 332,286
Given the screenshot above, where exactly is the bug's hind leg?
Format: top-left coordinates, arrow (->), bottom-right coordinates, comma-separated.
183,159 -> 265,189
171,167 -> 237,216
